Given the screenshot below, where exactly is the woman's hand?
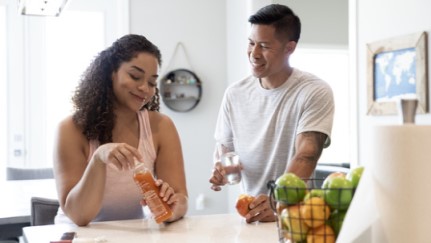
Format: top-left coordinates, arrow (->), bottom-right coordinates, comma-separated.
139,179 -> 188,223
93,143 -> 144,170
138,179 -> 178,206
155,179 -> 176,204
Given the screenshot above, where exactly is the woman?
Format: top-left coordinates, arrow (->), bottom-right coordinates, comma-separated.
53,34 -> 188,226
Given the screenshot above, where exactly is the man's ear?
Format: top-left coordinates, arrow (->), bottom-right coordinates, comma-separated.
285,41 -> 297,54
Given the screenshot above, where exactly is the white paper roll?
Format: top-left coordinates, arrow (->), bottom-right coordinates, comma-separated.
371,125 -> 431,243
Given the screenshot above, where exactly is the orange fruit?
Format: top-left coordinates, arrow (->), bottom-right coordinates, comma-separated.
300,197 -> 331,228
307,224 -> 336,243
235,194 -> 254,217
280,205 -> 309,242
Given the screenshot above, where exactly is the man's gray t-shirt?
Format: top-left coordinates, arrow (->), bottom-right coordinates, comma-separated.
214,68 -> 334,195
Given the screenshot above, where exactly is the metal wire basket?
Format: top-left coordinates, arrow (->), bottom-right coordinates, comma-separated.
267,180 -> 354,243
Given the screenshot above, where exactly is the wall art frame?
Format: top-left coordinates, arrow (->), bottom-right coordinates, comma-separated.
367,31 -> 428,115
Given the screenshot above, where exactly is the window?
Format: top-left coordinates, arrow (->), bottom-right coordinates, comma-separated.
2,0 -> 128,174
291,48 -> 351,164
44,11 -> 104,167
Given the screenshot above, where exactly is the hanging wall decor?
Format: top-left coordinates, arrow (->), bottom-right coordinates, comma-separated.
366,31 -> 428,115
160,68 -> 202,112
159,42 -> 202,112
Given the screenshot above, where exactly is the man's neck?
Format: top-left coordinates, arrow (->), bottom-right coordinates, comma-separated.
260,67 -> 293,89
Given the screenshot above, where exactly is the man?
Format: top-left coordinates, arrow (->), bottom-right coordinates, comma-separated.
209,4 -> 334,223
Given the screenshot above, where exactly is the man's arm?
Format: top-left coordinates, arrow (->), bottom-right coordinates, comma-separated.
286,131 -> 328,179
244,132 -> 327,224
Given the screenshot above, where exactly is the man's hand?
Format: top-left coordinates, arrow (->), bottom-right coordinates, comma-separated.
245,194 -> 277,223
209,162 -> 227,191
209,161 -> 244,191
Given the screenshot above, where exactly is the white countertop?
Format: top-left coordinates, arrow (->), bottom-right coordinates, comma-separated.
23,214 -> 279,243
0,179 -> 57,225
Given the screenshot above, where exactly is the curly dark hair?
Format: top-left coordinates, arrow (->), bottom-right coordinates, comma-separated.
72,34 -> 162,144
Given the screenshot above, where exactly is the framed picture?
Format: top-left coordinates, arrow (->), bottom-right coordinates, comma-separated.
367,31 -> 428,115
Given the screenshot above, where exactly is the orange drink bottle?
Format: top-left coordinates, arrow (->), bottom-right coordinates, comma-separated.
133,163 -> 173,223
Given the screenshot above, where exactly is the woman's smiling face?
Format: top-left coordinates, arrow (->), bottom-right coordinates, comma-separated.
112,52 -> 159,112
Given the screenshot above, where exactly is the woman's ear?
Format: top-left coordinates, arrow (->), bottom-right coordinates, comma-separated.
111,71 -> 117,82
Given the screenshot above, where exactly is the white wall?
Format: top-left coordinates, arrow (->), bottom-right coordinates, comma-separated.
356,0 -> 431,166
276,0 -> 348,47
130,0 -> 228,216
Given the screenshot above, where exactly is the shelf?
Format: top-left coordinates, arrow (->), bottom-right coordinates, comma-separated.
159,69 -> 202,112
163,83 -> 200,87
163,97 -> 199,101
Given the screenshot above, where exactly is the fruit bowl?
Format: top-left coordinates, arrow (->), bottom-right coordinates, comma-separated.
267,178 -> 356,243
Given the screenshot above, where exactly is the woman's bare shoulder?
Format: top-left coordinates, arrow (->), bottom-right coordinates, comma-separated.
58,115 -> 74,128
147,111 -> 179,147
57,115 -> 87,146
147,111 -> 174,127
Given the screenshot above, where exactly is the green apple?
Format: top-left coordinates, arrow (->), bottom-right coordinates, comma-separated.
274,173 -> 307,205
280,205 -> 309,242
346,166 -> 364,188
304,188 -> 325,201
328,210 -> 346,236
321,172 -> 346,189
323,177 -> 353,210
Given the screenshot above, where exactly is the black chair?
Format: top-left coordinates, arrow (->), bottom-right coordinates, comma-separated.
2,167 -> 57,241
30,197 -> 60,226
6,167 -> 54,180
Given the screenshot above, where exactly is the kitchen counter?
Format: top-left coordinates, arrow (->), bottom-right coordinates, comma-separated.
23,214 -> 278,243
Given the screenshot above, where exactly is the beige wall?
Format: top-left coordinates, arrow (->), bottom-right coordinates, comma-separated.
130,0 -> 228,216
